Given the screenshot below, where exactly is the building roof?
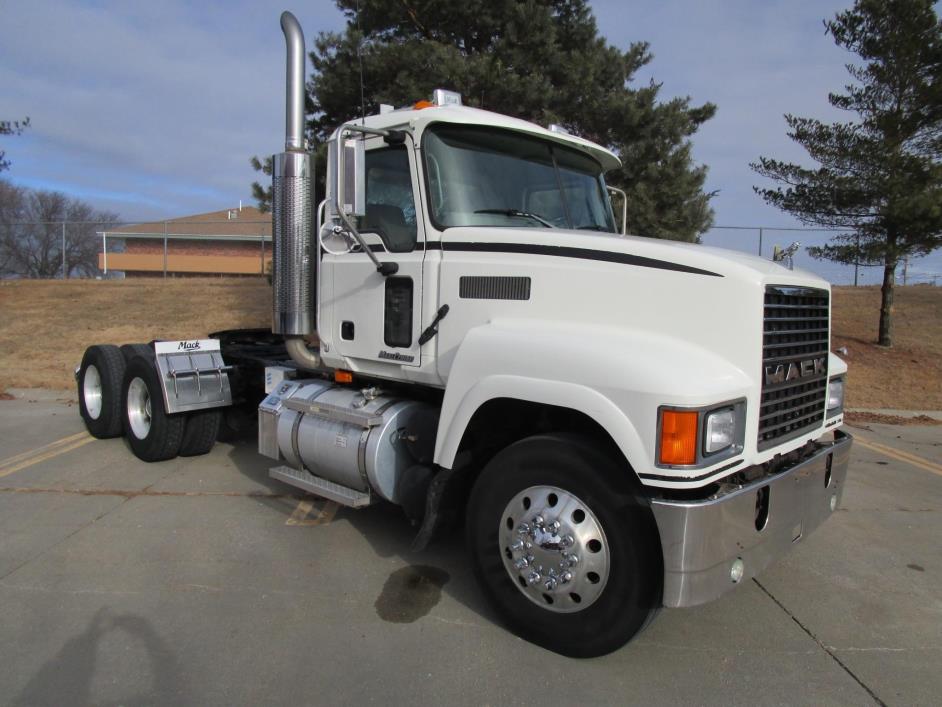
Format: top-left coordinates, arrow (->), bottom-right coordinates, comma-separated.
102,206 -> 271,240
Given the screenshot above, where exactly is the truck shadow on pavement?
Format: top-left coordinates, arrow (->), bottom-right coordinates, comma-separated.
13,608 -> 186,707
224,439 -> 500,630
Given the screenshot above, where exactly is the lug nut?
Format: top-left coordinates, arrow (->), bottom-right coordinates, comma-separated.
566,554 -> 579,566
560,534 -> 574,548
517,523 -> 530,536
514,557 -> 529,570
561,571 -> 573,584
547,520 -> 561,534
533,515 -> 545,528
544,577 -> 558,591
527,571 -> 541,585
511,539 -> 525,552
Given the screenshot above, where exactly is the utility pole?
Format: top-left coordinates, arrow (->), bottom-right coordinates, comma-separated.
853,233 -> 860,287
757,228 -> 763,257
61,222 -> 67,279
163,221 -> 168,278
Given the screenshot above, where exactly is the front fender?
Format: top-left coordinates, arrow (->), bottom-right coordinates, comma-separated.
434,319 -> 753,477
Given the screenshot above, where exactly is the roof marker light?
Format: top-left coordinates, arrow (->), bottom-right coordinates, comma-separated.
432,89 -> 463,106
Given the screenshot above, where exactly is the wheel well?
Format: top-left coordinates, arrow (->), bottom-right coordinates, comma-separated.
451,398 -> 640,491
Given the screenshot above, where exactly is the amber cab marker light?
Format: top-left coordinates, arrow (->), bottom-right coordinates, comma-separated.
413,100 -> 434,110
659,410 -> 698,465
334,370 -> 354,384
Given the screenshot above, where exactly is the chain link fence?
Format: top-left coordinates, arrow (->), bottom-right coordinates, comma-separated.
1,218 -> 939,285
0,219 -> 271,279
701,226 -> 940,286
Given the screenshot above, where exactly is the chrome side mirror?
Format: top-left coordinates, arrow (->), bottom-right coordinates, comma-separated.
338,136 -> 366,218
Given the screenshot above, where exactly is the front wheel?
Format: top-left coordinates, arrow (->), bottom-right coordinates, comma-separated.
466,434 -> 662,657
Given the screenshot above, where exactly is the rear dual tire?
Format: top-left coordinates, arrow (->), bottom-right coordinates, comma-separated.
79,345 -> 222,462
78,345 -> 126,439
122,356 -> 185,462
120,356 -> 223,461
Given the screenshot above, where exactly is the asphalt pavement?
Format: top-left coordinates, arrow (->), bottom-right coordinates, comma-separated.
0,390 -> 939,706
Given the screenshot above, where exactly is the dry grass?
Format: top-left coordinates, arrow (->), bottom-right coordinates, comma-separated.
832,285 -> 942,410
0,279 -> 939,410
0,278 -> 270,392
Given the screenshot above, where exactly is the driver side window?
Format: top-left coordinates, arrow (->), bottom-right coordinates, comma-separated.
357,146 -> 418,252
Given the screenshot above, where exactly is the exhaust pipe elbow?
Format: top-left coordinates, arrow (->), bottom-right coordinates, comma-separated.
285,336 -> 322,371
281,11 -> 305,152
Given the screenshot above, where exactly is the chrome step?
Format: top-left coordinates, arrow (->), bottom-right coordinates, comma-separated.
270,465 -> 373,508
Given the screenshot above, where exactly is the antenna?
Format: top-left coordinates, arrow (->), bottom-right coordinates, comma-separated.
356,0 -> 366,125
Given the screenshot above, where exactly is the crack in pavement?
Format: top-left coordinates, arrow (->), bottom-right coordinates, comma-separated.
0,494 -> 133,584
754,578 -> 888,707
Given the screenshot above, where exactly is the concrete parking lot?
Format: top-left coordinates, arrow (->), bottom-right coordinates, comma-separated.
0,391 -> 939,706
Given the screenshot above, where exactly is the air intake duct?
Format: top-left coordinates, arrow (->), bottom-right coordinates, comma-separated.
272,11 -> 314,338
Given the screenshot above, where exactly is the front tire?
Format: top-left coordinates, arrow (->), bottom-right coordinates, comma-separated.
466,434 -> 662,657
122,356 -> 184,462
78,345 -> 126,439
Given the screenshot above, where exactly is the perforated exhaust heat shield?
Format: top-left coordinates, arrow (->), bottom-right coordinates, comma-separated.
271,12 -> 314,336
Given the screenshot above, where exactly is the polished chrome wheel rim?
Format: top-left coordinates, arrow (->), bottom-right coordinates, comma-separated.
83,365 -> 103,420
499,485 -> 610,613
126,377 -> 152,440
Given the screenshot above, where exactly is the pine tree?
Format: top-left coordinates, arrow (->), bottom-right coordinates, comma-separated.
752,0 -> 942,347
253,0 -> 715,241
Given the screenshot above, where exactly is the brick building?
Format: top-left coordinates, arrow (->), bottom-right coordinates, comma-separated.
98,206 -> 272,277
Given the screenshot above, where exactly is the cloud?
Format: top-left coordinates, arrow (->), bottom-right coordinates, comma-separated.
2,0 -> 346,220
591,0 -> 853,228
0,0 -> 915,249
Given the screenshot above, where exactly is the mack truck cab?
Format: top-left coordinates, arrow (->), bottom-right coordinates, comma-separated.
75,11 -> 852,657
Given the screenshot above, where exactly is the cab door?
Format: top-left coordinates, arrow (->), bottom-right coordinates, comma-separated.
322,133 -> 425,368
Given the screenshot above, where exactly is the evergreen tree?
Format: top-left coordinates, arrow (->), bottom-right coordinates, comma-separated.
253,0 -> 715,241
752,0 -> 942,347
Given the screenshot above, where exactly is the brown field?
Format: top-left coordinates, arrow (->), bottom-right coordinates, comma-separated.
0,278 -> 271,392
0,279 -> 939,410
832,285 -> 942,410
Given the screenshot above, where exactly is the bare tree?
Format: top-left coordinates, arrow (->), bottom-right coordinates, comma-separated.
0,178 -> 120,278
0,117 -> 30,173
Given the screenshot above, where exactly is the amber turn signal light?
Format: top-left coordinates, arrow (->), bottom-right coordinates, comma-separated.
659,410 -> 698,465
334,370 -> 354,384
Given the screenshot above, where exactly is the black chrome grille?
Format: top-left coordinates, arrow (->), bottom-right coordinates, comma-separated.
758,286 -> 830,450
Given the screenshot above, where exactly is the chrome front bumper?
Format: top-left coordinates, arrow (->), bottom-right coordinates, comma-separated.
651,430 -> 852,608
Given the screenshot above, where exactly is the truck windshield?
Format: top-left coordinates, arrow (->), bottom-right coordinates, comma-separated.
423,124 -> 616,233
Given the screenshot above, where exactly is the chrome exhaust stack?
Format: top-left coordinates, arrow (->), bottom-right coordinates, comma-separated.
272,11 -> 316,348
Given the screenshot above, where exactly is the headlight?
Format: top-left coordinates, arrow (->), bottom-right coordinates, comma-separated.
827,378 -> 844,413
704,407 -> 736,454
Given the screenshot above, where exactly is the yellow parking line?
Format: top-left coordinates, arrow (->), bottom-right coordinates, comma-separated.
0,433 -> 94,479
0,431 -> 90,469
286,499 -> 316,525
855,436 -> 942,477
285,498 -> 339,526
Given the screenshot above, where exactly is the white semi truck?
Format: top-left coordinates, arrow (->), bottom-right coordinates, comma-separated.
75,12 -> 852,657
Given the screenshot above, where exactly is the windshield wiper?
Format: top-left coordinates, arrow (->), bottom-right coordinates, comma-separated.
577,224 -> 611,232
474,208 -> 555,228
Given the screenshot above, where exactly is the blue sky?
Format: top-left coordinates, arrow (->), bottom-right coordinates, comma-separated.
2,0 -> 938,283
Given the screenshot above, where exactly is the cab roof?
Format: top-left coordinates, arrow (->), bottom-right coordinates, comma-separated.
339,104 -> 622,173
